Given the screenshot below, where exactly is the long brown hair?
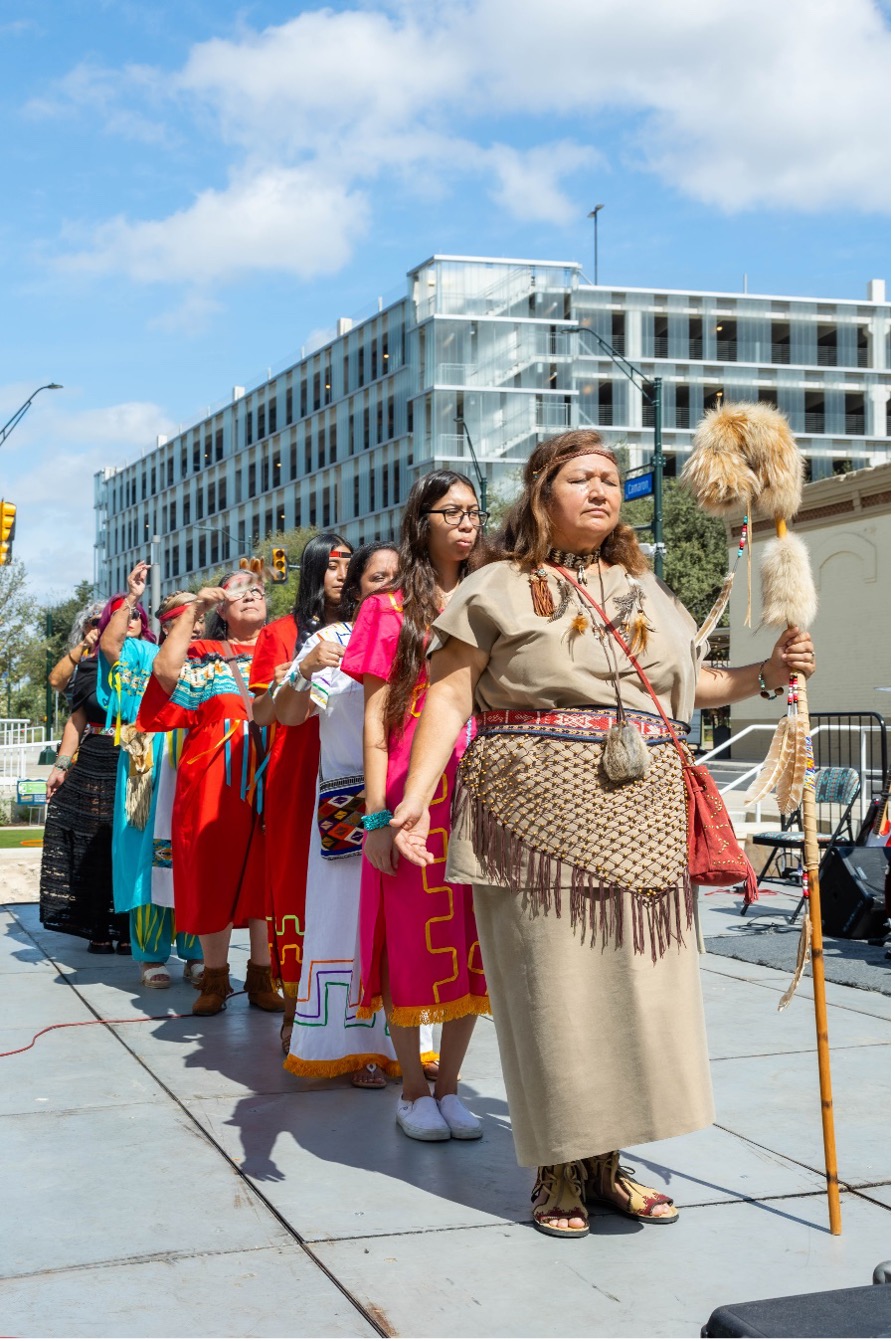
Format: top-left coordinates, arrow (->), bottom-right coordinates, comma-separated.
384,469 -> 485,734
494,429 -> 647,575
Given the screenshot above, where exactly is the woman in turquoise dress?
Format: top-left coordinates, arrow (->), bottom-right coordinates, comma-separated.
98,564 -> 203,988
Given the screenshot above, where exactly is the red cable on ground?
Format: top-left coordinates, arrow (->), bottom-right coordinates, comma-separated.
0,991 -> 248,1058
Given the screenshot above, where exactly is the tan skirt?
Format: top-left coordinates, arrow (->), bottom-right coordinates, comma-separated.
471,880 -> 715,1167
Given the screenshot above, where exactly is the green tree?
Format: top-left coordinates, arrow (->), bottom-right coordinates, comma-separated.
622,479 -> 728,626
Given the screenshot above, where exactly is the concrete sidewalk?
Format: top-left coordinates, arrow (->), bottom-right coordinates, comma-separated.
0,870 -> 889,1339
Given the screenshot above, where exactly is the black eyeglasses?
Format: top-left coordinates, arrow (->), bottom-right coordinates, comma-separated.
425,507 -> 489,527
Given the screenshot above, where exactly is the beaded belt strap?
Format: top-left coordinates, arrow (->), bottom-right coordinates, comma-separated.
83,723 -> 117,738
474,706 -> 688,744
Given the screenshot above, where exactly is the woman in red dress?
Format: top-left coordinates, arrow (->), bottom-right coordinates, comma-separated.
137,572 -> 284,1017
251,533 -> 352,1052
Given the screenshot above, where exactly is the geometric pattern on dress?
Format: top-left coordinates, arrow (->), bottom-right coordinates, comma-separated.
152,839 -> 173,869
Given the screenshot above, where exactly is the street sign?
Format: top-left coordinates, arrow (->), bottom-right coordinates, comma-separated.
624,470 -> 654,501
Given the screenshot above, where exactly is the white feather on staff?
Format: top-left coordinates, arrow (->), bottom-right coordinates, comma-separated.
744,715 -> 800,806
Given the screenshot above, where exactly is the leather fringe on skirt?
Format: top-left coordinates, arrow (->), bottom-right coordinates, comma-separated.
453,783 -> 693,964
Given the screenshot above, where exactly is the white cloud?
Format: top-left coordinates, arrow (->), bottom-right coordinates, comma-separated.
485,142 -> 605,225
39,0 -> 890,289
58,164 -> 371,285
24,59 -> 169,145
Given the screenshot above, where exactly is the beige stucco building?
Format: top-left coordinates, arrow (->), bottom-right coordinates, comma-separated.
727,461 -> 890,754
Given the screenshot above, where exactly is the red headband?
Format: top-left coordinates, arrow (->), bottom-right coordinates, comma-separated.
111,597 -> 141,616
329,548 -> 351,559
159,603 -> 192,624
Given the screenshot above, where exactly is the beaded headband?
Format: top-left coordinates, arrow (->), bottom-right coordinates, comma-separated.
530,444 -> 618,479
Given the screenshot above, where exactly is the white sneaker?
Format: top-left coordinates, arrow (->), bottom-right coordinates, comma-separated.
436,1093 -> 483,1140
396,1095 -> 451,1141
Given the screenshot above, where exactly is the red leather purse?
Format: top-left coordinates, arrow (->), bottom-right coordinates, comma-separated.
549,567 -> 758,897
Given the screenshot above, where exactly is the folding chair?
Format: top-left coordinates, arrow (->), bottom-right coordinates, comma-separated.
740,766 -> 861,918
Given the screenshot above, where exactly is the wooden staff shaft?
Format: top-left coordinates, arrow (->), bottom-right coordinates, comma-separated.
777,518 -> 842,1235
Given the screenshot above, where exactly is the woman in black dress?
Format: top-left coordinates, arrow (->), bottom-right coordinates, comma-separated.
39,593 -> 154,953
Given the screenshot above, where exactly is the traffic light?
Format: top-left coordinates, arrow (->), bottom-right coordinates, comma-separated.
271,547 -> 288,583
0,501 -> 16,566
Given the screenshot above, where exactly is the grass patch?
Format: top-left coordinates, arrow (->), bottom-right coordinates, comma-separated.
0,828 -> 44,848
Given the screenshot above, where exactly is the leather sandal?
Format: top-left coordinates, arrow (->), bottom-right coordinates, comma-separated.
351,1063 -> 388,1089
531,1161 -> 590,1238
139,963 -> 171,989
584,1150 -> 679,1224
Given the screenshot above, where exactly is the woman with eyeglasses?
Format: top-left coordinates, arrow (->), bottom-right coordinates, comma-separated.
137,571 -> 283,1017
40,578 -> 157,955
340,471 -> 490,1142
250,533 -> 353,1055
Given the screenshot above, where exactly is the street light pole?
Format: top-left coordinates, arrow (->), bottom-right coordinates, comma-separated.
0,383 -> 63,448
575,326 -> 666,579
454,417 -> 488,516
587,204 -> 604,284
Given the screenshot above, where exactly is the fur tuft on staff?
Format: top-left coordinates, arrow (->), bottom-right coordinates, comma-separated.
681,404 -> 761,516
745,402 -> 804,522
760,532 -> 817,630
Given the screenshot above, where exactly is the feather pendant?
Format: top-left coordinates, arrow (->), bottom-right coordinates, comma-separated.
744,716 -> 791,805
695,571 -> 735,644
628,610 -> 650,657
569,613 -> 589,636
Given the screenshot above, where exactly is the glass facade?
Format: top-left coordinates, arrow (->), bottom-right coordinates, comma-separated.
94,257 -> 891,592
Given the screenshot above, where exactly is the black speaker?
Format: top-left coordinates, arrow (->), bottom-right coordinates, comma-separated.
701,1283 -> 890,1338
820,844 -> 890,939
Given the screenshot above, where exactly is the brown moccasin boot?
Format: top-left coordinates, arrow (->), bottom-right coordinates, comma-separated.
244,960 -> 285,1012
192,964 -> 233,1016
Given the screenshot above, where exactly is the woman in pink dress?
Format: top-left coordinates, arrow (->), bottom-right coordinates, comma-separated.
341,471 -> 490,1142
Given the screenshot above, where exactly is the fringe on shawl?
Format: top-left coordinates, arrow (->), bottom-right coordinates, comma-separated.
456,784 -> 693,964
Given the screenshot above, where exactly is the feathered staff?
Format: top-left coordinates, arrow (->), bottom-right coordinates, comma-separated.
682,401 -> 841,1237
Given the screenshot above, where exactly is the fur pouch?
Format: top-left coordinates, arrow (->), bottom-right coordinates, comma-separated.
601,723 -> 652,782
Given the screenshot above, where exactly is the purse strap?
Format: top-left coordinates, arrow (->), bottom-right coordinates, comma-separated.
546,563 -> 692,772
223,641 -> 267,764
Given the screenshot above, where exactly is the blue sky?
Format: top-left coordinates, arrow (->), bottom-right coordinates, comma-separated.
0,0 -> 889,597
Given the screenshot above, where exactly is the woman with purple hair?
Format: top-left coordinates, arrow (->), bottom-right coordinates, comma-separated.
39,567 -> 156,954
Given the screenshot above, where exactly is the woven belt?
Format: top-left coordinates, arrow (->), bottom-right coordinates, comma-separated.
473,706 -> 689,744
83,722 -> 117,738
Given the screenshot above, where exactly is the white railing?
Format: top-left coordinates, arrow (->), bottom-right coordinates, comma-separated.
0,719 -> 46,748
0,740 -> 53,781
703,722 -> 886,823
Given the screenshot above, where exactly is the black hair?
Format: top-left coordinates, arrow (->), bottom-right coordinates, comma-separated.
292,531 -> 352,650
385,469 -> 484,733
339,542 -> 400,621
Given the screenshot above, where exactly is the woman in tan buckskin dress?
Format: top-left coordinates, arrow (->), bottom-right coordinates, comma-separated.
392,429 -> 816,1238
